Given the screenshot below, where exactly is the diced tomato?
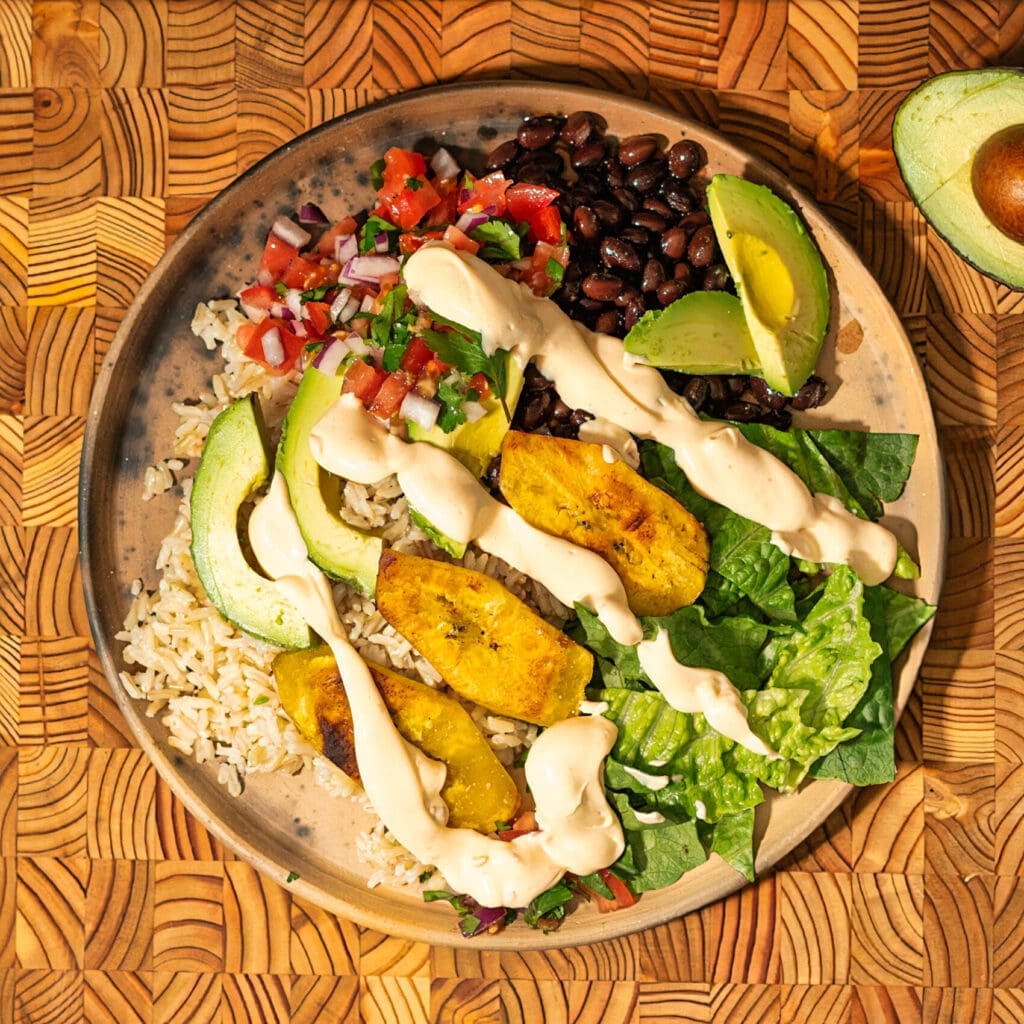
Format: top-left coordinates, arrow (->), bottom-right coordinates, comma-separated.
342,359 -> 386,405
469,372 -> 491,399
519,239 -> 569,297
597,868 -> 636,911
458,171 -> 511,216
368,370 -> 415,419
376,147 -> 442,229
423,176 -> 459,227
236,318 -> 305,376
496,810 -> 537,841
258,232 -> 335,290
399,230 -> 445,255
316,215 -> 359,257
505,182 -> 563,244
303,300 -> 333,338
238,284 -> 278,316
423,356 -> 452,377
442,224 -> 480,254
531,204 -> 563,245
399,336 -> 435,376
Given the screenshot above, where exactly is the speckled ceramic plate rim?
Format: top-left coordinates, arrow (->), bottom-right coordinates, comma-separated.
80,80 -> 946,949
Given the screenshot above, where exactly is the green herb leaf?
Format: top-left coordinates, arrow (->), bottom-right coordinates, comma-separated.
274,282 -> 289,297
546,257 -> 565,285
286,871 -> 299,883
253,694 -> 270,705
359,214 -> 399,254
299,283 -> 333,302
370,158 -> 386,190
524,881 -> 575,928
469,219 -> 522,261
436,377 -> 468,434
407,175 -> 424,192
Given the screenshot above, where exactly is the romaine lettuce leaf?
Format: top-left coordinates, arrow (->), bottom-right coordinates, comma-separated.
700,807 -> 756,881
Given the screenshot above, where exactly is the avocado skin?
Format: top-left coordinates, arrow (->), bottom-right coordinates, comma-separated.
189,394 -> 311,649
706,174 -> 829,396
276,367 -> 383,595
893,68 -> 1024,290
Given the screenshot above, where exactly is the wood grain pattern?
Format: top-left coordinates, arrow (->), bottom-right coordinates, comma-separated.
0,2 -> 1013,1020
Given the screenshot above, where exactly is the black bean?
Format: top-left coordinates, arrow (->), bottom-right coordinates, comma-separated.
626,160 -> 665,193
748,375 -> 788,410
516,149 -> 562,176
518,116 -> 560,150
662,182 -> 694,213
724,401 -> 761,422
581,272 -> 623,301
573,206 -> 600,242
725,375 -> 747,396
600,237 -> 641,273
678,210 -> 710,232
484,455 -> 502,495
594,309 -> 621,334
561,111 -> 594,149
520,390 -> 553,431
702,264 -> 731,291
673,263 -> 692,288
592,199 -> 625,229
667,139 -> 705,179
577,297 -> 607,313
523,363 -> 554,392
683,377 -> 709,411
632,210 -> 668,233
624,294 -> 646,331
656,279 -> 686,306
660,226 -> 688,261
789,375 -> 828,411
618,133 -> 659,167
549,398 -> 572,422
687,224 -> 717,267
707,377 -> 727,403
614,285 -> 641,309
642,195 -> 674,218
641,258 -> 666,293
572,140 -> 606,169
606,161 -> 626,189
485,139 -> 520,170
610,187 -> 639,212
620,226 -> 649,248
570,408 -> 594,429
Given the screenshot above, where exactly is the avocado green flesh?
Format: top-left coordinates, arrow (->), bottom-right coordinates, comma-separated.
190,395 -> 311,650
409,507 -> 468,558
276,367 -> 383,595
893,68 -> 1024,290
707,174 -> 829,396
623,291 -> 760,374
406,356 -> 525,480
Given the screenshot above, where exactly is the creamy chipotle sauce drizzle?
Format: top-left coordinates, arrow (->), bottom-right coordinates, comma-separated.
250,473 -> 624,909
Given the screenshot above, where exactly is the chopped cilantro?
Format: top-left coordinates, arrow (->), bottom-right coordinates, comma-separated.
524,881 -> 575,928
407,175 -> 424,192
253,694 -> 270,705
437,377 -> 468,434
359,214 -> 399,254
469,219 -> 522,262
286,871 -> 299,883
370,158 -> 386,190
546,257 -> 565,286
274,282 -> 289,297
300,283 -> 333,302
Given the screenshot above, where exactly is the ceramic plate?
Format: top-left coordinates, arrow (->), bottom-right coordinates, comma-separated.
80,82 -> 945,949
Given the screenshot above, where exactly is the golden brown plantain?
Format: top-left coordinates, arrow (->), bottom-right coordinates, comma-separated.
273,644 -> 519,833
375,550 -> 592,726
498,431 -> 709,615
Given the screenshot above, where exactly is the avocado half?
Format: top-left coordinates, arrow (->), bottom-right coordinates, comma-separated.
893,68 -> 1024,290
706,174 -> 830,396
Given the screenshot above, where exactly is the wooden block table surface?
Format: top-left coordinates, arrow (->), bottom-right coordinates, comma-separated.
1,2 -> 1022,1022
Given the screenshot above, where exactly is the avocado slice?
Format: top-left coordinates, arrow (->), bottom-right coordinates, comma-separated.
893,68 -> 1024,290
405,355 -> 525,480
623,291 -> 760,374
276,366 -> 383,595
190,394 -> 311,649
706,174 -> 830,396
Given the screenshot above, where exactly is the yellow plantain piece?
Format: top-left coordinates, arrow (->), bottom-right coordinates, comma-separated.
376,550 -> 592,727
499,431 -> 709,616
273,644 -> 519,834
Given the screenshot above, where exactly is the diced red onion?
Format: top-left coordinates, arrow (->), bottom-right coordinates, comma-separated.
430,147 -> 461,181
313,338 -> 349,376
329,287 -> 352,320
345,331 -> 369,357
462,400 -> 487,424
373,232 -> 390,254
455,210 -> 490,234
359,294 -> 375,313
400,391 -> 441,431
292,321 -> 307,338
261,327 -> 284,367
334,233 -> 358,264
299,202 -> 329,225
337,295 -> 360,323
461,904 -> 507,938
458,187 -> 474,208
343,254 -> 401,284
284,288 -> 304,320
271,216 -> 311,250
239,299 -> 269,323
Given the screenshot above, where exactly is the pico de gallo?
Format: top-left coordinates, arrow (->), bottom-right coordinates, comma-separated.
234,146 -> 568,434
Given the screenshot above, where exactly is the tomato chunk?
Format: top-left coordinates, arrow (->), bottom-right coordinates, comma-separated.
303,300 -> 333,338
237,318 -> 305,376
442,224 -> 481,254
342,359 -> 386,404
458,171 -> 511,216
399,336 -> 435,376
376,148 -> 442,230
368,370 -> 415,419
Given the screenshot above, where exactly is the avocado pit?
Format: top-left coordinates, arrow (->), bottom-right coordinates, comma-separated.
971,123 -> 1024,244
